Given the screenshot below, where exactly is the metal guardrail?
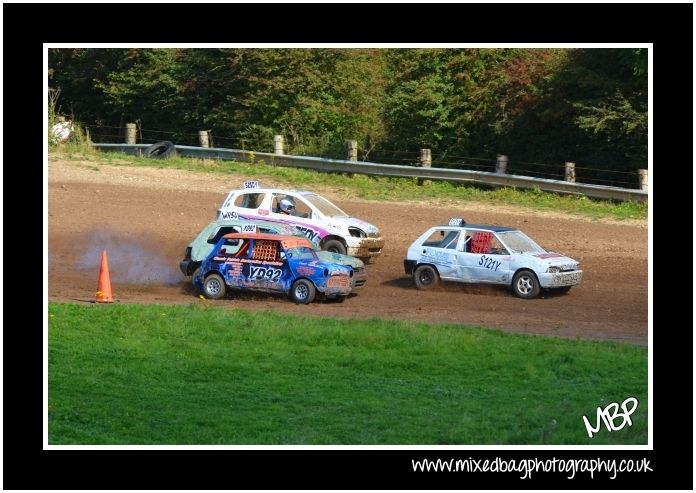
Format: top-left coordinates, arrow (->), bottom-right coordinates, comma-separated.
92,143 -> 648,203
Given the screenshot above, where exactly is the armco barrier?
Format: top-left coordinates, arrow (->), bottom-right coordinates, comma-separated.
92,143 -> 648,203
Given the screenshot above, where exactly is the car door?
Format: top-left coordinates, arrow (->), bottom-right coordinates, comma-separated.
418,228 -> 461,281
217,237 -> 250,286
454,230 -> 483,282
457,231 -> 511,284
247,238 -> 286,292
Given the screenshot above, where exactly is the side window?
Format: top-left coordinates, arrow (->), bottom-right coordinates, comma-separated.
218,238 -> 247,257
272,194 -> 312,218
469,231 -> 494,254
293,199 -> 311,219
233,193 -> 265,210
489,236 -> 509,255
422,229 -> 460,249
252,240 -> 279,262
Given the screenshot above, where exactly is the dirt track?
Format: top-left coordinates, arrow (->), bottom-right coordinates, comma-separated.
48,157 -> 649,344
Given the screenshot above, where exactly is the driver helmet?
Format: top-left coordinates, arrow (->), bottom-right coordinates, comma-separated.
279,197 -> 296,214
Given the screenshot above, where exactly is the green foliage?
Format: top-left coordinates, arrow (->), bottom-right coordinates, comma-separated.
49,48 -> 648,176
49,302 -> 647,444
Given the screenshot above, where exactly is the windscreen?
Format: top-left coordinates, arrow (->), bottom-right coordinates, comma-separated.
302,193 -> 347,217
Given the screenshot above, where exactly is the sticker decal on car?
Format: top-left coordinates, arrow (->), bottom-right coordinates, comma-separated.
249,266 -> 282,281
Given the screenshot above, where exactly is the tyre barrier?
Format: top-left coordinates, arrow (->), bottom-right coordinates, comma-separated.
144,141 -> 177,159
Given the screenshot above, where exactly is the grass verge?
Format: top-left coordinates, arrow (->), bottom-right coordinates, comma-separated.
48,302 -> 647,445
53,146 -> 647,221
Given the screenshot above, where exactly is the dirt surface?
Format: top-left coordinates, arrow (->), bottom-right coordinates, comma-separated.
48,157 -> 649,345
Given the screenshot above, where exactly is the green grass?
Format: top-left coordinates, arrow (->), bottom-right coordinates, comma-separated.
48,302 -> 648,445
53,146 -> 647,221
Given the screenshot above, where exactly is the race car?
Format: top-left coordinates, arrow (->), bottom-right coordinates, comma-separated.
194,232 -> 354,303
179,219 -> 368,289
404,218 -> 583,298
215,181 -> 384,259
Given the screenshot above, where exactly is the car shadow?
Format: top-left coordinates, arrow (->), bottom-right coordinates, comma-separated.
179,279 -> 355,304
381,276 -> 512,297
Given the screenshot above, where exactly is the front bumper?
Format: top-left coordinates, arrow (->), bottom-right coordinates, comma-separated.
538,270 -> 583,288
346,237 -> 385,259
319,275 -> 353,297
352,266 -> 368,289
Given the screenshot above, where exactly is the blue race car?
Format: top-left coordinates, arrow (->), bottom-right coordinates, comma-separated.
194,232 -> 354,304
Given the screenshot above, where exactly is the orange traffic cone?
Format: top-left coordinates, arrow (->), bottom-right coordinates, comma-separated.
95,250 -> 114,303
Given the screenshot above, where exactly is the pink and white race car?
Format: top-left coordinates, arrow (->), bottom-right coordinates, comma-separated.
216,181 -> 384,260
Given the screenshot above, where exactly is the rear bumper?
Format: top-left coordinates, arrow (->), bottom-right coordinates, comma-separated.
179,259 -> 201,276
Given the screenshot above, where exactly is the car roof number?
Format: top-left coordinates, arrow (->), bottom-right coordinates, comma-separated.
243,180 -> 260,189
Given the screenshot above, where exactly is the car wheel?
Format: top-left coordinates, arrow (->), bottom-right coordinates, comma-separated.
512,270 -> 540,299
203,273 -> 226,300
144,140 -> 177,159
413,265 -> 439,290
191,267 -> 202,286
323,239 -> 347,255
290,279 -> 316,304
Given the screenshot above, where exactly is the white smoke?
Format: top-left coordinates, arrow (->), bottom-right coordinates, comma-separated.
77,230 -> 182,285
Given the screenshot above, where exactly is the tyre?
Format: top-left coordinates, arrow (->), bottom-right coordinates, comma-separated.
322,239 -> 347,255
512,270 -> 540,299
290,279 -> 316,304
413,264 -> 439,290
202,273 -> 226,299
144,140 -> 177,159
191,267 -> 202,286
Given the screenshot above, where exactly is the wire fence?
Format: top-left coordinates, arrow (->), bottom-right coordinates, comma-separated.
85,123 -> 647,190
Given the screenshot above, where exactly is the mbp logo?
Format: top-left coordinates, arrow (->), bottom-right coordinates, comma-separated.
582,397 -> 638,438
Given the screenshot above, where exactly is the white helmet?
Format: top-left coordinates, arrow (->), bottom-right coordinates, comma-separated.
279,197 -> 296,214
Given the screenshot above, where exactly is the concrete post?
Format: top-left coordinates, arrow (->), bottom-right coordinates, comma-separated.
565,162 -> 576,183
496,154 -> 508,174
638,169 -> 648,191
125,123 -> 137,144
418,148 -> 432,185
420,148 -> 432,168
346,140 -> 358,161
273,135 -> 284,155
198,130 -> 210,148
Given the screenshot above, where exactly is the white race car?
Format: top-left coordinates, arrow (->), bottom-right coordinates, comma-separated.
404,218 -> 583,298
216,181 -> 384,259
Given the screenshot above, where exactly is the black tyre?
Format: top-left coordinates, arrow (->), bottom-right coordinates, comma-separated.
144,140 -> 177,159
322,239 -> 347,255
512,270 -> 540,299
202,273 -> 226,299
413,264 -> 439,290
290,279 -> 316,304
